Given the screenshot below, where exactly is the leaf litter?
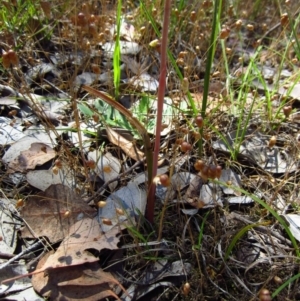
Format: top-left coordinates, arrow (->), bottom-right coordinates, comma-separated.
2,1 -> 300,300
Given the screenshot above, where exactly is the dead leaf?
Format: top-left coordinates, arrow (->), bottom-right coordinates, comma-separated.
20,184 -> 96,243
3,219 -> 126,300
41,218 -> 122,270
99,183 -> 147,232
26,167 -> 76,191
105,126 -> 144,161
8,142 -> 55,172
88,151 -> 121,191
32,251 -> 123,301
2,136 -> 54,170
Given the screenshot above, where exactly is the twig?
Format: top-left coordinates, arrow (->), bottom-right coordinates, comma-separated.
0,239 -> 45,270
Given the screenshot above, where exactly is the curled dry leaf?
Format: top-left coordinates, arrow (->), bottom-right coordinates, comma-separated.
8,142 -> 55,172
2,136 -> 54,169
105,126 -> 144,161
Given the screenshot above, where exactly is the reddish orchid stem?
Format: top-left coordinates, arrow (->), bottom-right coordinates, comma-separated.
146,0 -> 172,223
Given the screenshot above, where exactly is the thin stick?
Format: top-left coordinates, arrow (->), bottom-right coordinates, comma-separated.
0,239 -> 45,270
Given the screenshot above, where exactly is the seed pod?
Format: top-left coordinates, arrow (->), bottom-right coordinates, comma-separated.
91,64 -> 101,74
180,141 -> 192,152
194,160 -> 205,171
183,282 -> 190,295
52,166 -> 59,175
283,105 -> 292,117
16,199 -> 24,208
195,115 -> 203,128
268,136 -> 276,148
220,27 -> 230,39
190,11 -> 196,22
178,51 -> 188,59
89,14 -> 96,23
159,174 -> 170,187
77,12 -> 87,27
226,47 -> 232,54
89,23 -> 98,38
235,19 -> 243,30
102,218 -> 112,225
116,208 -> 125,215
200,165 -> 209,181
281,13 -> 289,27
175,138 -> 183,145
259,288 -> 271,301
192,131 -> 201,140
2,51 -> 11,69
207,165 -> 217,178
149,39 -> 160,48
64,210 -> 70,218
273,275 -> 283,284
292,57 -> 298,64
7,49 -> 19,66
97,201 -> 106,208
246,24 -> 254,31
182,77 -> 189,93
176,58 -> 185,66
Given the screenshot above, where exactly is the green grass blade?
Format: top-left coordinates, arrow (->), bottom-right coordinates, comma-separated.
113,0 -> 122,99
232,46 -> 262,160
194,211 -> 210,250
272,273 -> 300,298
224,222 -> 269,261
213,180 -> 300,258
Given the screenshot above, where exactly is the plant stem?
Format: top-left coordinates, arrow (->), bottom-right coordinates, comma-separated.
146,0 -> 172,224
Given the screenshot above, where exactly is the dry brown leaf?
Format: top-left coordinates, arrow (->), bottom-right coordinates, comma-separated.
105,126 -> 144,161
31,251 -> 123,301
41,218 -> 122,270
2,220 -> 125,297
20,184 -> 96,243
8,142 -> 55,172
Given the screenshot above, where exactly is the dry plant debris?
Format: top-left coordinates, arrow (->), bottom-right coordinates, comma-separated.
1,0 -> 300,300
20,184 -> 96,242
